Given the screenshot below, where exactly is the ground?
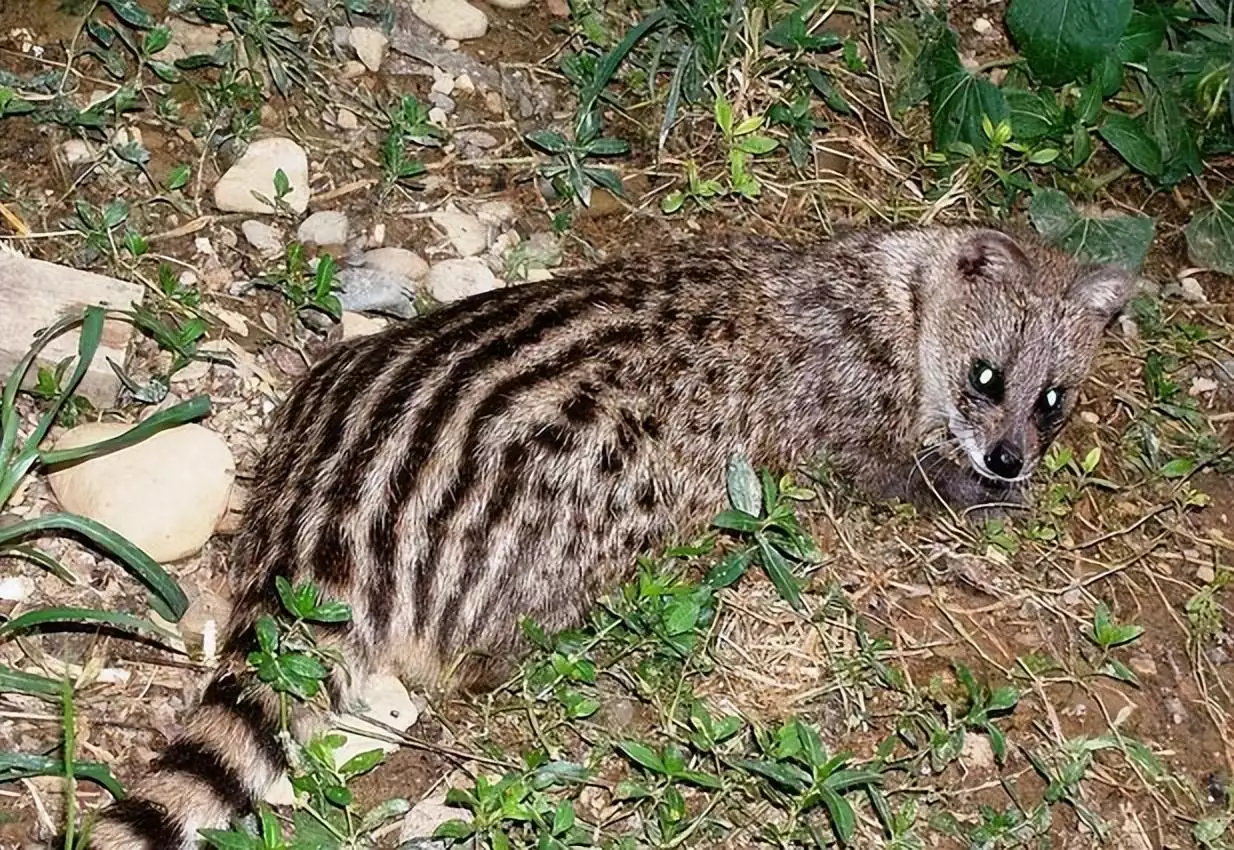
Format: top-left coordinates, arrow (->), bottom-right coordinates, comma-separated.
0,0 -> 1231,849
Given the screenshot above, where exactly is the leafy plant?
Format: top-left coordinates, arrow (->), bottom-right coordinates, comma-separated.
257,242 -> 343,321
380,94 -> 444,189
1086,601 -> 1144,685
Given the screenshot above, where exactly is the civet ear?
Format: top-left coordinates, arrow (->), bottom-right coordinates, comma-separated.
955,229 -> 1033,282
1068,264 -> 1137,324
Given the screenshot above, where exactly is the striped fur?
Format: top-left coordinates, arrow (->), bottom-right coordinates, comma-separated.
88,226 -> 1131,848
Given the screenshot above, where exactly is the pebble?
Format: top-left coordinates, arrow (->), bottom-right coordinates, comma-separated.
0,575 -> 34,603
429,92 -> 456,113
58,139 -> 94,166
1179,276 -> 1206,302
428,257 -> 500,302
399,791 -> 461,843
162,17 -> 225,61
960,733 -> 996,770
213,137 -> 310,214
335,266 -> 416,318
411,0 -> 489,40
297,210 -> 350,247
431,206 -> 489,257
336,107 -> 359,131
428,106 -> 449,125
48,423 -> 235,563
240,219 -> 285,258
476,200 -> 516,226
430,72 -> 455,96
1190,376 -> 1218,396
973,17 -> 993,34
363,246 -> 429,280
454,73 -> 475,93
341,59 -> 367,79
348,26 -> 389,72
341,311 -> 389,339
456,130 -> 498,151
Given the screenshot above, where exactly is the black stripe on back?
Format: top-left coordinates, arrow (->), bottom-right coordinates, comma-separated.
362,292 -> 644,637
99,798 -> 183,848
152,738 -> 252,812
426,323 -> 646,652
199,673 -> 289,775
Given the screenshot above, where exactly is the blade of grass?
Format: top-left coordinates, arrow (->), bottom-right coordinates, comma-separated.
0,606 -> 180,645
3,543 -> 79,584
578,9 -> 668,117
0,664 -> 63,699
0,752 -> 125,799
39,395 -> 211,467
63,679 -> 78,849
0,513 -> 188,620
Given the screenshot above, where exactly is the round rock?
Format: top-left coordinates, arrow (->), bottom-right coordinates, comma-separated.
297,210 -> 350,247
48,422 -> 235,563
363,246 -> 429,281
428,257 -> 500,302
431,206 -> 489,257
348,26 -> 389,72
240,219 -> 284,257
411,0 -> 489,40
213,137 -> 310,214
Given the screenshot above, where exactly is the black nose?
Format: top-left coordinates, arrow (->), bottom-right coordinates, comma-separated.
983,441 -> 1023,479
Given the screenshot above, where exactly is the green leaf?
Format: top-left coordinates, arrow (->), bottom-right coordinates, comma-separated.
725,452 -> 762,516
736,134 -> 779,155
704,550 -> 751,589
340,748 -> 385,778
0,751 -> 125,798
1159,457 -> 1196,478
1098,113 -> 1163,176
731,758 -> 810,792
1185,194 -> 1234,275
924,27 -> 1009,151
1028,189 -> 1155,272
104,0 -> 156,29
142,25 -> 171,55
616,741 -> 665,774
255,615 -> 278,654
1006,0 -> 1133,85
1117,9 -> 1166,63
819,786 -> 857,842
0,607 -> 177,644
712,509 -> 762,533
0,665 -> 63,699
199,829 -> 261,850
757,537 -> 803,610
584,136 -> 629,156
664,597 -> 701,636
1004,88 -> 1064,141
39,395 -> 210,466
526,130 -> 569,154
714,94 -> 734,137
0,513 -> 188,621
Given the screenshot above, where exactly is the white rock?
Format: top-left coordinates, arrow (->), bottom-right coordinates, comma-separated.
267,675 -> 419,808
213,137 -> 309,214
431,71 -> 455,96
454,72 -> 475,93
431,206 -> 489,257
363,246 -> 429,280
0,576 -> 34,603
341,59 -> 367,79
428,258 -> 500,302
428,106 -> 449,125
369,222 -> 386,247
1179,276 -> 1207,302
162,18 -> 225,62
240,219 -> 284,258
336,107 -> 359,130
341,311 -> 389,339
411,0 -> 489,40
477,200 -> 516,226
973,17 -> 993,34
58,139 -> 94,166
48,423 -> 235,563
960,733 -> 996,770
348,26 -> 389,72
399,791 -> 464,842
297,210 -> 350,246
488,0 -> 533,7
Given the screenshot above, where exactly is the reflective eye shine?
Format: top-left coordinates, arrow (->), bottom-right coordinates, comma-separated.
968,360 -> 1004,402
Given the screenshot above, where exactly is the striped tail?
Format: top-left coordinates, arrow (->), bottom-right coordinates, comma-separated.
86,667 -> 292,850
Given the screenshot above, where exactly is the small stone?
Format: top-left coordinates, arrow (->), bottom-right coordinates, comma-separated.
58,139 -> 94,166
336,266 -> 416,318
1190,376 -> 1219,396
428,258 -> 500,302
179,586 -> 232,662
488,0 -> 532,7
973,17 -> 993,34
348,26 -> 389,72
336,107 -> 359,130
48,423 -> 235,563
430,72 -> 455,96
363,246 -> 429,280
411,0 -> 489,40
453,73 -> 475,93
428,106 -> 449,125
213,137 -> 310,214
341,59 -> 367,79
297,210 -> 350,246
341,311 -> 389,339
429,92 -> 456,113
162,18 -> 225,62
399,791 -> 463,843
456,130 -> 499,151
484,91 -> 504,114
240,220 -> 284,258
960,734 -> 996,770
476,200 -> 516,226
0,575 -> 34,602
1197,564 -> 1217,584
1128,654 -> 1157,678
431,207 -> 489,257
1179,276 -> 1207,302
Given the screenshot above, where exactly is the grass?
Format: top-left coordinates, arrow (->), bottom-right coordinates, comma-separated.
0,0 -> 1230,847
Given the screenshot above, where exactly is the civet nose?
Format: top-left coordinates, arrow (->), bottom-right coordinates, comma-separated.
983,440 -> 1023,479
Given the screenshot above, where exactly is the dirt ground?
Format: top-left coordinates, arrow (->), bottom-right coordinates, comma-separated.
0,0 -> 1231,848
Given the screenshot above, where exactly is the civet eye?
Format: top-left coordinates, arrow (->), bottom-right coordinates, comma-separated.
968,360 -> 1004,402
1038,387 -> 1064,413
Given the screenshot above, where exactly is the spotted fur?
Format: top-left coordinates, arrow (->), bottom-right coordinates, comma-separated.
88,225 -> 1132,848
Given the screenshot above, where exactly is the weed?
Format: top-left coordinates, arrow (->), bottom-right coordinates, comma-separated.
380,95 -> 445,191
257,242 -> 343,321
